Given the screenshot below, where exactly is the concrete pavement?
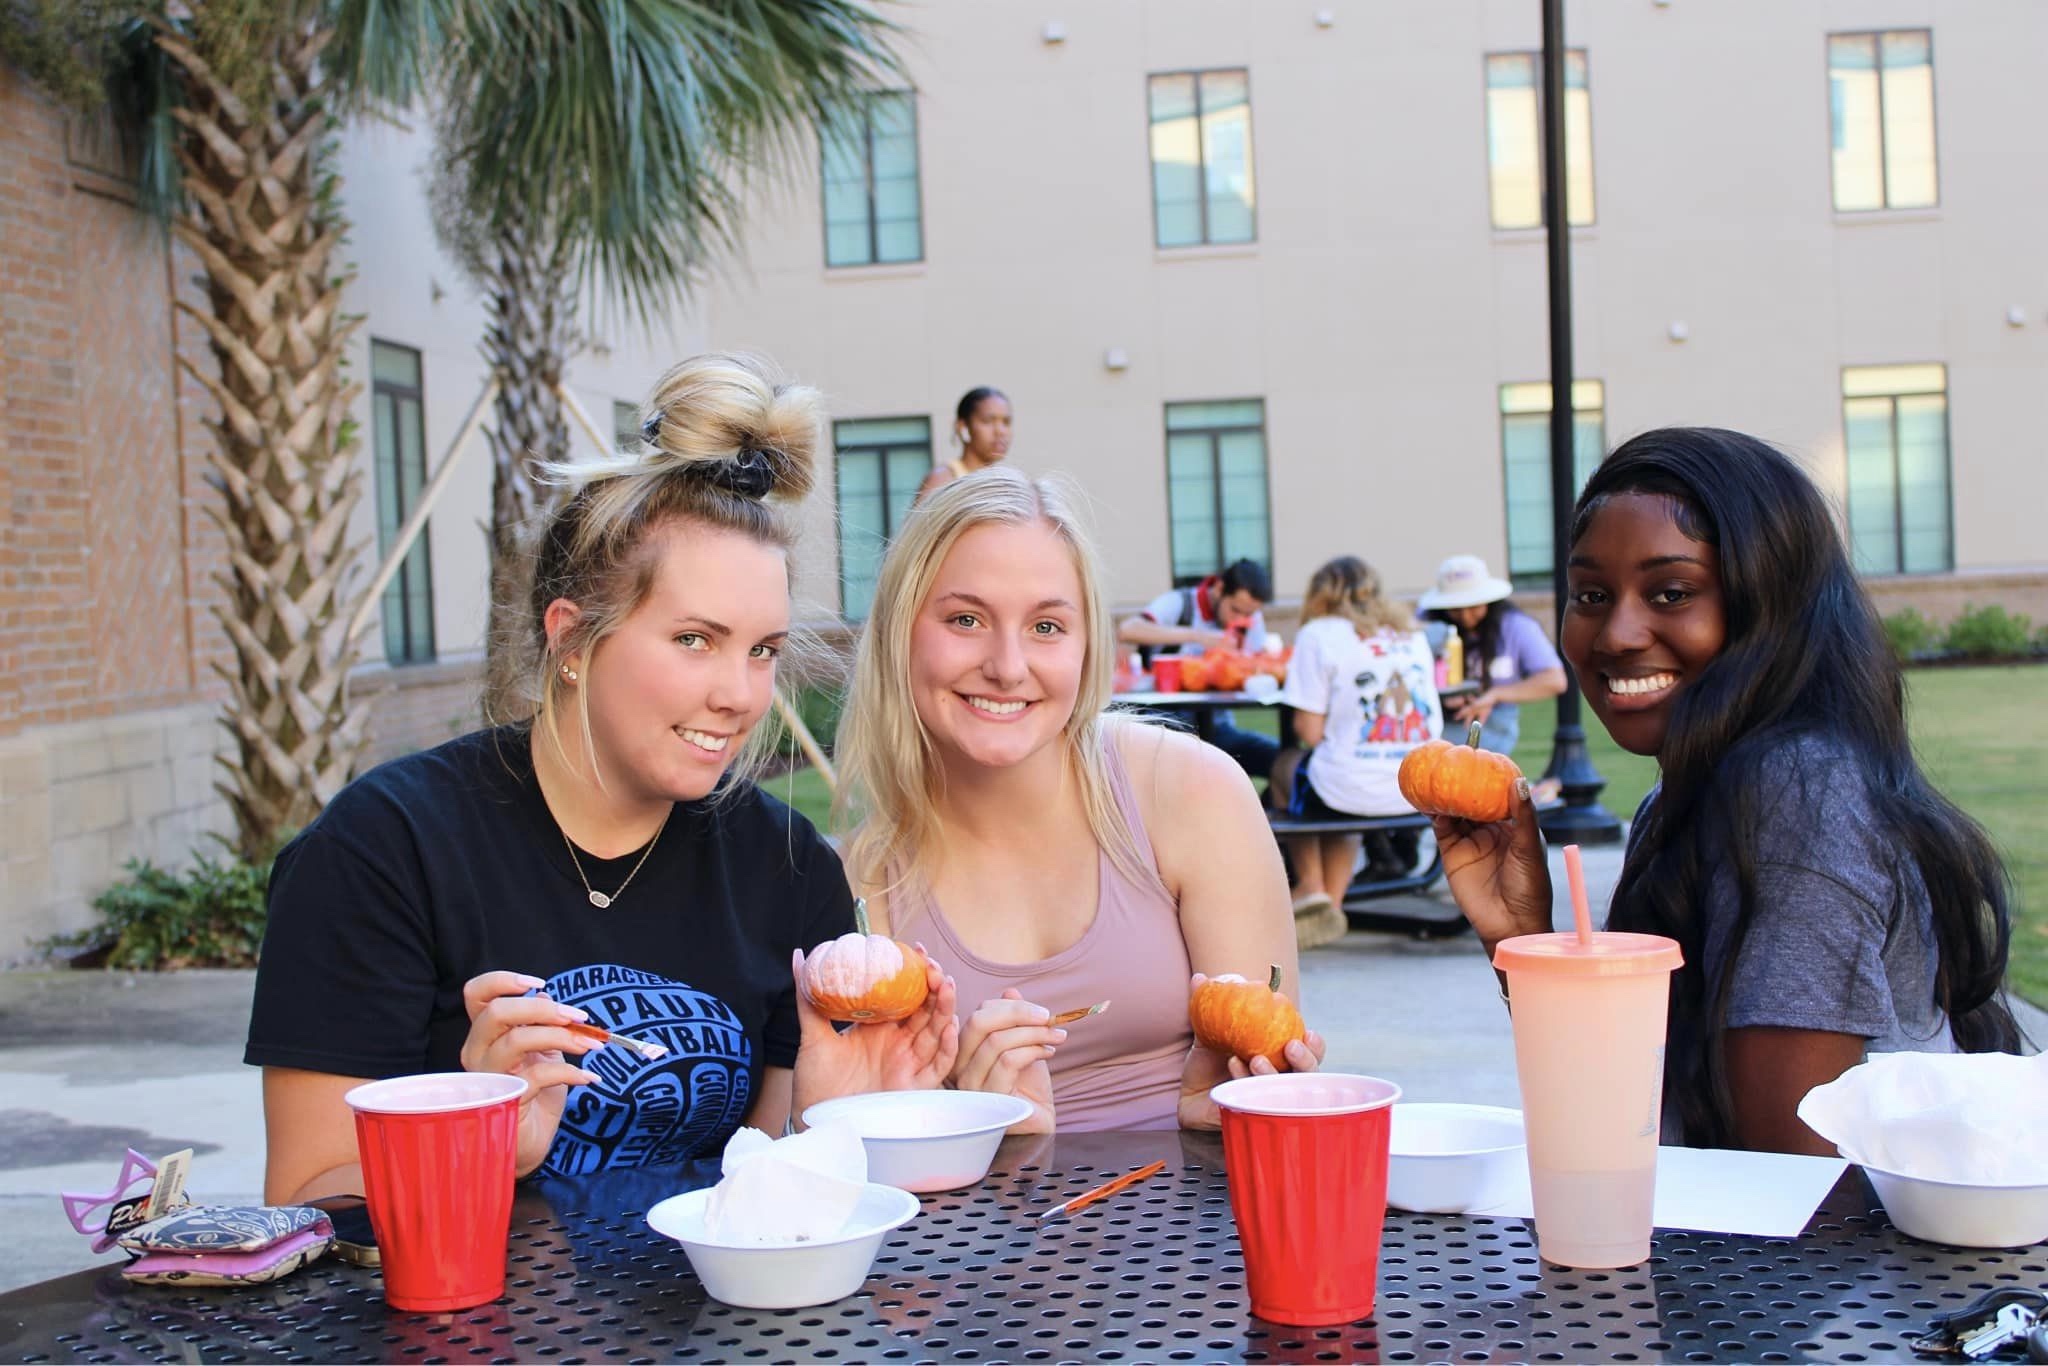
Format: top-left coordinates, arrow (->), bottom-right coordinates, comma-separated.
2,840 -> 2039,1295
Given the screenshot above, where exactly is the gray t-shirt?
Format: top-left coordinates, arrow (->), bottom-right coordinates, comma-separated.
1627,732 -> 1953,1127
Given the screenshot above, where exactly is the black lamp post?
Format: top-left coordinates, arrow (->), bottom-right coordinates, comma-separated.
1535,0 -> 1622,844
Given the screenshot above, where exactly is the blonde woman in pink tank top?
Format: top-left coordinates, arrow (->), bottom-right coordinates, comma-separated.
834,468 -> 1326,1133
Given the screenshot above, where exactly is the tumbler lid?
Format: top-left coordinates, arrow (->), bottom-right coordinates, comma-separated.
1492,931 -> 1683,977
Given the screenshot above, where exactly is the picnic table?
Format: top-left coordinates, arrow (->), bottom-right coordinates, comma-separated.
3,1129 -> 2035,1364
1115,689 -> 1275,747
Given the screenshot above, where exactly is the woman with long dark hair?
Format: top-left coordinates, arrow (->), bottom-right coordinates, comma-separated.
1434,427 -> 2020,1152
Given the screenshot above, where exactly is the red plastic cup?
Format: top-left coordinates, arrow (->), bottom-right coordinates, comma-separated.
1151,657 -> 1184,693
1211,1072 -> 1402,1325
345,1073 -> 526,1312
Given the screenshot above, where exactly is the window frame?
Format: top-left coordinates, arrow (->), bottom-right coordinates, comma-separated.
1161,398 -> 1273,588
819,89 -> 925,269
1146,67 -> 1259,249
369,338 -> 436,666
1839,363 -> 1953,577
833,416 -> 933,620
1498,379 -> 1607,588
1826,28 -> 1941,213
1482,48 -> 1597,231
613,399 -> 643,452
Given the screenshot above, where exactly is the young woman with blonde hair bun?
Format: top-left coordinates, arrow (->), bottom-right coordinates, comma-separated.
248,353 -> 957,1203
835,466 -> 1323,1134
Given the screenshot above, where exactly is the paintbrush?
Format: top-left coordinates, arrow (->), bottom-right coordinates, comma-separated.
562,1020 -> 669,1062
1049,1000 -> 1111,1026
1037,1160 -> 1167,1222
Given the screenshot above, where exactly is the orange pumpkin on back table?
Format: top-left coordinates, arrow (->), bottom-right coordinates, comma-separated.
1189,965 -> 1307,1068
1396,721 -> 1523,823
800,901 -> 930,1022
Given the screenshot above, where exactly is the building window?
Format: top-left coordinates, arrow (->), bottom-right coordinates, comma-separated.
821,91 -> 923,267
1842,364 -> 1951,576
836,417 -> 932,620
614,399 -> 643,451
1164,400 -> 1270,585
1148,69 -> 1257,248
1501,380 -> 1605,585
371,341 -> 435,664
1829,31 -> 1937,212
1485,51 -> 1595,230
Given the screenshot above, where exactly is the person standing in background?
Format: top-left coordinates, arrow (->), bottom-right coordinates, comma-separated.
918,386 -> 1013,500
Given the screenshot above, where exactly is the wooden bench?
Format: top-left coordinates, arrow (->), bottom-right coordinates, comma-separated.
1266,810 -> 1470,939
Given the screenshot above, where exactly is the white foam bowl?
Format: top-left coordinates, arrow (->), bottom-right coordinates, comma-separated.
1861,1165 -> 2048,1249
1386,1102 -> 1527,1214
647,1181 -> 919,1309
801,1090 -> 1034,1192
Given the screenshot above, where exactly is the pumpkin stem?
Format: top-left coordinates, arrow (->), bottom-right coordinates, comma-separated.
854,897 -> 871,936
1466,719 -> 1484,749
1266,963 -> 1282,993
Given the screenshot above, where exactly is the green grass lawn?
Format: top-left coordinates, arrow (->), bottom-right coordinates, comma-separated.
771,666 -> 2045,1006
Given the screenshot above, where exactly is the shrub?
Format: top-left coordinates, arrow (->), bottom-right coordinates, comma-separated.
1942,604 -> 2035,660
790,683 -> 843,755
1881,608 -> 1941,662
42,849 -> 270,970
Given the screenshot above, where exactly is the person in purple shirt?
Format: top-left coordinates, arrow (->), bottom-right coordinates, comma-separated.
1418,556 -> 1567,788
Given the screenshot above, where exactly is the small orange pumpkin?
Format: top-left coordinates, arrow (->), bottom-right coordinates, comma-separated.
1177,654 -> 1213,691
1189,965 -> 1307,1068
800,901 -> 930,1022
1211,652 -> 1254,692
1397,720 -> 1523,822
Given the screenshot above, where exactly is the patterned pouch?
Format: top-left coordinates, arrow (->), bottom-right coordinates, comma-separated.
117,1204 -> 332,1256
121,1226 -> 333,1287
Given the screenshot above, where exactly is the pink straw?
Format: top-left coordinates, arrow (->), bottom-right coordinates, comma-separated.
1563,844 -> 1594,947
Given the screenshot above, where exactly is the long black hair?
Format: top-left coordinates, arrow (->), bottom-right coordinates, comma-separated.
1580,428 -> 2020,1147
1424,598 -> 1521,680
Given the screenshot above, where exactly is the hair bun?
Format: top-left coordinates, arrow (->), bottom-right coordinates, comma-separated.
638,353 -> 821,503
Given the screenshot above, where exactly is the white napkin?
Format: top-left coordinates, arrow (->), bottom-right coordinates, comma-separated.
701,1124 -> 868,1243
1797,1050 -> 2048,1185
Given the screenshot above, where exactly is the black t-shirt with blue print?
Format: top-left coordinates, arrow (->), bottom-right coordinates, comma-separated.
245,727 -> 855,1176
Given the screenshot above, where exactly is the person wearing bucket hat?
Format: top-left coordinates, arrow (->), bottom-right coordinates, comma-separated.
1417,555 -> 1566,763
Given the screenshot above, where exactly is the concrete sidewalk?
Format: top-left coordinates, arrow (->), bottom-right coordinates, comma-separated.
1,841 -> 2039,1295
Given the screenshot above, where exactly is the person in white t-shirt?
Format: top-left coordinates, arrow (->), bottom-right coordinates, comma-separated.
1276,557 -> 1443,930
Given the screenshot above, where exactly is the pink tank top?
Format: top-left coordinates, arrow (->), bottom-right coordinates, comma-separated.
888,739 -> 1192,1131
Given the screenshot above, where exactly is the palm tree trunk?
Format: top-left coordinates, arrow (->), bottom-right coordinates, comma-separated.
478,213 -> 578,722
155,18 -> 370,860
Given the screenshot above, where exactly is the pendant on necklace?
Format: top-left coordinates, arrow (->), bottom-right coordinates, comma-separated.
588,890 -> 613,909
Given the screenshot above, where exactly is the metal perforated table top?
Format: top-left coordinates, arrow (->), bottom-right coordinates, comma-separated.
5,1130 -> 2043,1364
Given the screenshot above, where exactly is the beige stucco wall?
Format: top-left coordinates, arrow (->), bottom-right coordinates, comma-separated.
680,0 -> 2044,607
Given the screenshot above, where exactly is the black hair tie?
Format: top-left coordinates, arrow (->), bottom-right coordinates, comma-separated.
700,448 -> 776,500
640,412 -> 775,500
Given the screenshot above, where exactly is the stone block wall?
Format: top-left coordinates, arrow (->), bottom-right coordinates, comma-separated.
0,704 -> 229,955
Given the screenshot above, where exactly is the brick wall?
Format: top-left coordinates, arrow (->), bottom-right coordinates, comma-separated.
0,69 -> 226,736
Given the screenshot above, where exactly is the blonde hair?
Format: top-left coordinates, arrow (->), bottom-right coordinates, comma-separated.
1302,555 -> 1413,636
520,352 -> 822,789
834,467 -> 1158,893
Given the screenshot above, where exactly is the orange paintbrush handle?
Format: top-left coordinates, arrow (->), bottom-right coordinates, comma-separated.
1039,1160 -> 1167,1221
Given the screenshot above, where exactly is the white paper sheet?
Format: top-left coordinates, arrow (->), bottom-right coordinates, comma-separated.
1465,1146 -> 1848,1239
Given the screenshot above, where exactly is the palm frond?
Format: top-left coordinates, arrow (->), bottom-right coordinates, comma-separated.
437,0 -> 906,327
324,0 -> 463,114
104,15 -> 183,219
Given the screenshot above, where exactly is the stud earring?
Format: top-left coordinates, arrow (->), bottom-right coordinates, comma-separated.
560,663 -> 578,683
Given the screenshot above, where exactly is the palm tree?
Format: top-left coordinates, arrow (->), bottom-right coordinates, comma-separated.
5,0 -> 447,860
426,1 -> 901,715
